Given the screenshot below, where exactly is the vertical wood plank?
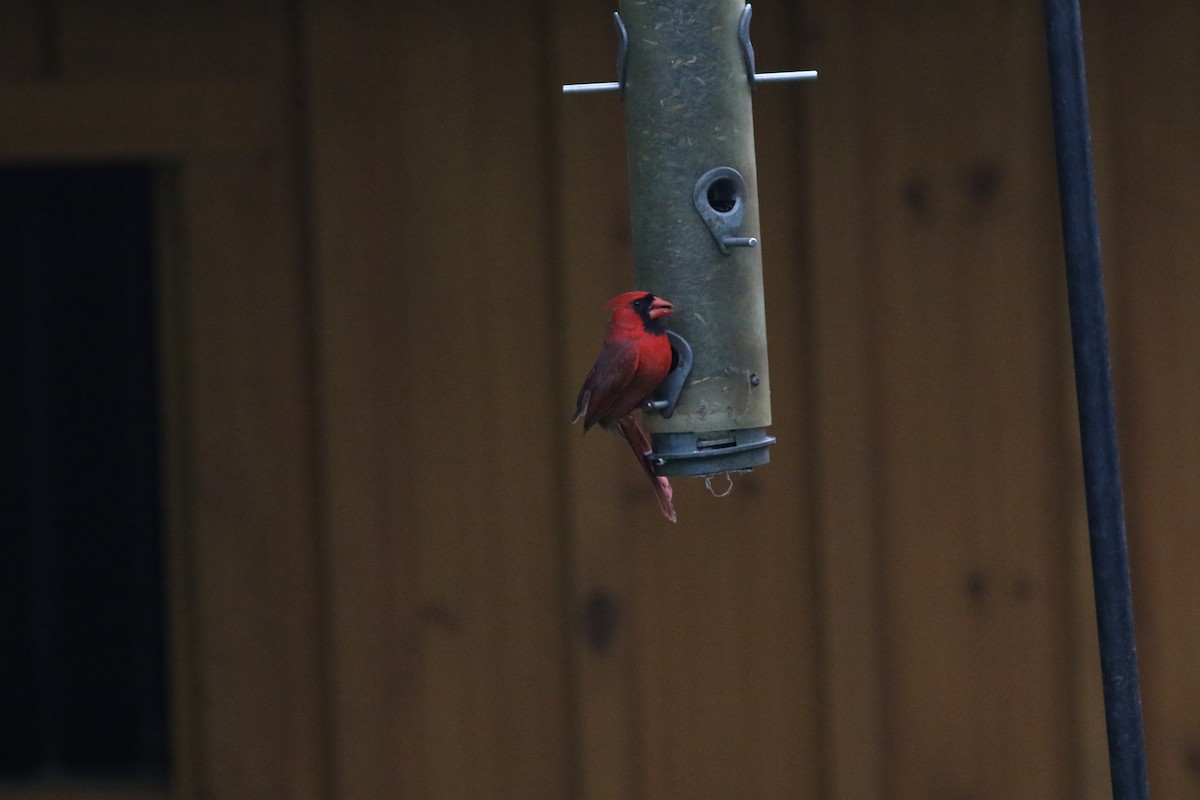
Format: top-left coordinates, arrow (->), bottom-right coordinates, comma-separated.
801,2 -> 886,797
844,1 -> 1081,797
733,8 -> 824,799
1099,2 -> 1200,797
302,1 -> 571,798
15,2 -> 1193,798
154,167 -> 201,800
298,6 -> 427,797
174,152 -> 325,800
0,0 -> 49,80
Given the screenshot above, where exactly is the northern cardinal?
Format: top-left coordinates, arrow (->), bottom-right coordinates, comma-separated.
573,291 -> 678,523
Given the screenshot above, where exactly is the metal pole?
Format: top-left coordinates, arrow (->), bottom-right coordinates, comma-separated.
1041,1 -> 1150,798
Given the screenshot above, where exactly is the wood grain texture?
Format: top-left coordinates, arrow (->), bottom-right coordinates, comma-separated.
802,3 -> 886,797
302,2 -> 571,799
175,151 -> 325,800
3,2 -> 1197,799
841,2 -> 1083,798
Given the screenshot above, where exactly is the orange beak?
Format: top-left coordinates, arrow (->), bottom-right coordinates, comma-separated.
648,297 -> 674,319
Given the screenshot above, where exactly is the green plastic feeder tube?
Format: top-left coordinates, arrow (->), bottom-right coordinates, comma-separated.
619,0 -> 774,477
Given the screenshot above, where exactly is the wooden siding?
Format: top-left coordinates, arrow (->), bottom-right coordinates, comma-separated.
1,1 -> 1197,798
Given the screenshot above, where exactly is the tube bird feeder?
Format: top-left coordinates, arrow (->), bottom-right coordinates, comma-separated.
564,2 -> 816,478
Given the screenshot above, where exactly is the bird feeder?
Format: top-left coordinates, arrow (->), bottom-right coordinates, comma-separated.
564,1 -> 816,478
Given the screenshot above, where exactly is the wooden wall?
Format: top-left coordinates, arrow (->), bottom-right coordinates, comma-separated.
1,1 -> 1198,799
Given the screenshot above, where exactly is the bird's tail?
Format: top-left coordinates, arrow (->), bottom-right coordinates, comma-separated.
616,415 -> 677,523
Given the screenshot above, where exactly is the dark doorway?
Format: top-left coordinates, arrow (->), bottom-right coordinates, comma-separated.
0,164 -> 171,782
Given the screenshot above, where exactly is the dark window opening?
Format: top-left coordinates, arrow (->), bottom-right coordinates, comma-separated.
0,164 -> 171,782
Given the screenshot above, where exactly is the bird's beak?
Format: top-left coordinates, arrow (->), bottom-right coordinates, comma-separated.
648,297 -> 674,320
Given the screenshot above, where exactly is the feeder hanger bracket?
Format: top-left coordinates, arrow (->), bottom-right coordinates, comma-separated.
561,4 -> 818,96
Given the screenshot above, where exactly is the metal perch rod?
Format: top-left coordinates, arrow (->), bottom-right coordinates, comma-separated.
563,69 -> 818,94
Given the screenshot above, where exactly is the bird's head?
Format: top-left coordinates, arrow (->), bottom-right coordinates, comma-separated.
605,291 -> 674,332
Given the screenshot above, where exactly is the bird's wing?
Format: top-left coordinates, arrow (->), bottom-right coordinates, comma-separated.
573,340 -> 641,430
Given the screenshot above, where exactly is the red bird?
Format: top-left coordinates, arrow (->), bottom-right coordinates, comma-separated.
574,291 -> 677,522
